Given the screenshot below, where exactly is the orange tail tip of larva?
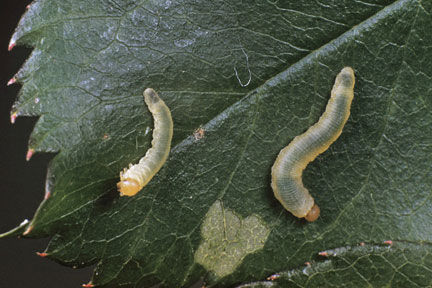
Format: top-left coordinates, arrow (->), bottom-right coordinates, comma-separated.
82,282 -> 95,288
117,178 -> 141,196
304,204 -> 320,222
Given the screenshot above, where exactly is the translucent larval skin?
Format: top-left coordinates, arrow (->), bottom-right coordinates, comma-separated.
271,67 -> 355,221
117,88 -> 173,196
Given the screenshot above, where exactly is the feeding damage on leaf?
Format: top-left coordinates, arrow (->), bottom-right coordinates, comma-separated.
194,200 -> 270,278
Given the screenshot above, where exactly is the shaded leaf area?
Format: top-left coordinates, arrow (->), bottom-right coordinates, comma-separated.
3,0 -> 432,287
237,241 -> 432,288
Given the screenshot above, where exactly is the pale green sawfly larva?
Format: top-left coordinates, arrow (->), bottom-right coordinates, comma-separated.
271,67 -> 355,221
117,88 -> 173,196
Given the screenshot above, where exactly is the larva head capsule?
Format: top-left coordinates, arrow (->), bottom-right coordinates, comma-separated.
117,178 -> 141,196
304,204 -> 320,222
334,67 -> 355,91
144,88 -> 160,105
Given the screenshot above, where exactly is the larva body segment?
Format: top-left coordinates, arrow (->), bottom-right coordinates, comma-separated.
117,88 -> 173,196
271,67 -> 355,221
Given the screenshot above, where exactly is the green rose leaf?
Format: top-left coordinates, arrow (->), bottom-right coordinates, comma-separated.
3,0 -> 432,287
237,241 -> 432,287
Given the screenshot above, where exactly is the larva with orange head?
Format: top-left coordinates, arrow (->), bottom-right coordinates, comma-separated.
117,88 -> 173,196
271,67 -> 355,221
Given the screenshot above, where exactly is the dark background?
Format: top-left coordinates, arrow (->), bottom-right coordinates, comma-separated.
0,1 -> 93,287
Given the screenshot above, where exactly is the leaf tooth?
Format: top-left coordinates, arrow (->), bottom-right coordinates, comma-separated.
27,115 -> 63,154
23,224 -> 34,235
14,48 -> 43,82
11,100 -> 42,118
36,252 -> 48,258
8,50 -> 44,120
318,251 -> 329,257
7,40 -> 16,51
10,112 -> 18,124
11,82 -> 43,119
7,77 -> 17,86
9,1 -> 46,48
44,189 -> 51,200
266,273 -> 281,281
26,148 -> 35,161
27,139 -> 60,156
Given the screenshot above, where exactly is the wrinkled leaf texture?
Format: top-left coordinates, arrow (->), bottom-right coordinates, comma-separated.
3,0 -> 432,287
